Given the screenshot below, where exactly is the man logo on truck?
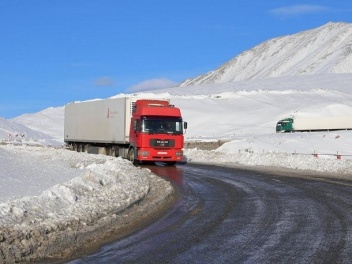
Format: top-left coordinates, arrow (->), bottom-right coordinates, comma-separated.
156,140 -> 169,146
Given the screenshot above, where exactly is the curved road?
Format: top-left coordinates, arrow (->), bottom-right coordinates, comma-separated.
70,163 -> 352,263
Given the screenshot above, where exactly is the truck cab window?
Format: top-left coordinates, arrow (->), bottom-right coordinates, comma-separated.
141,118 -> 183,134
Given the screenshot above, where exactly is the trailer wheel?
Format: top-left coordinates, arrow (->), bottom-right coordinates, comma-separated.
128,148 -> 139,165
78,144 -> 83,152
83,144 -> 89,153
110,147 -> 116,157
112,146 -> 119,157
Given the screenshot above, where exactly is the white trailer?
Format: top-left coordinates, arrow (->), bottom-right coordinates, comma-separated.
295,116 -> 352,131
64,97 -> 134,144
64,97 -> 139,156
276,116 -> 352,132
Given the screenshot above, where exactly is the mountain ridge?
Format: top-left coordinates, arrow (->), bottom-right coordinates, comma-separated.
180,22 -> 352,86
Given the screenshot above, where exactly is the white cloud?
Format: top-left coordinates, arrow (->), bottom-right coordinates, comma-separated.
94,76 -> 114,87
271,5 -> 328,17
127,78 -> 178,92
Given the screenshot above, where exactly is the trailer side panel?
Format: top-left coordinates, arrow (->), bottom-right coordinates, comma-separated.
294,116 -> 352,131
64,98 -> 132,144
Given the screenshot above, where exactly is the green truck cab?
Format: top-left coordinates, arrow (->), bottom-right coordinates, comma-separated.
276,118 -> 294,132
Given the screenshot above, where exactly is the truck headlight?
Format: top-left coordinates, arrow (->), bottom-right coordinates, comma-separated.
138,150 -> 150,157
175,150 -> 183,156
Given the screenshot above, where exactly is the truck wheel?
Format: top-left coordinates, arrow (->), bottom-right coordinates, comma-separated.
83,144 -> 89,153
110,147 -> 115,157
111,146 -> 119,157
78,144 -> 83,152
128,148 -> 139,165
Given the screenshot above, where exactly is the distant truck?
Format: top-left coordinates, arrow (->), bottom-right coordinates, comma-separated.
276,116 -> 352,132
64,97 -> 187,165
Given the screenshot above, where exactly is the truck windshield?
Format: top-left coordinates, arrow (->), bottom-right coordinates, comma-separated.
141,117 -> 183,134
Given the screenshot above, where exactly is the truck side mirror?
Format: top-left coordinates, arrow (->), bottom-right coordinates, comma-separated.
133,120 -> 139,131
184,122 -> 187,130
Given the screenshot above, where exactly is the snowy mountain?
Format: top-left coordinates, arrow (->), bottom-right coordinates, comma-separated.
180,22 -> 352,86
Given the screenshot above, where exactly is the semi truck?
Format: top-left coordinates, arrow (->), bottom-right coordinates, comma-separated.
64,97 -> 187,165
276,116 -> 352,132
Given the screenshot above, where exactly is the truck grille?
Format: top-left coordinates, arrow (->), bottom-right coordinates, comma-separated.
150,139 -> 175,147
152,156 -> 172,159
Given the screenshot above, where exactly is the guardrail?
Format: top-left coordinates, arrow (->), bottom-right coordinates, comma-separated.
243,149 -> 352,160
185,141 -> 352,160
291,151 -> 352,160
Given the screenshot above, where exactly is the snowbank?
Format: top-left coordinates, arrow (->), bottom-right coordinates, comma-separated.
185,146 -> 352,178
0,145 -> 174,263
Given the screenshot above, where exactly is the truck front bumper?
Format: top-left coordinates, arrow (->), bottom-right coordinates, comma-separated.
137,148 -> 183,162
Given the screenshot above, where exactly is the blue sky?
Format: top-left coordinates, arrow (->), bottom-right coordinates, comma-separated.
1,1 -> 352,118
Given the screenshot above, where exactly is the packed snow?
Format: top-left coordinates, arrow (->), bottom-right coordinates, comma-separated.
0,143 -> 173,262
0,145 -> 161,224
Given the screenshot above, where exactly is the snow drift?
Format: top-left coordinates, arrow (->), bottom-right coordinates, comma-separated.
0,145 -> 174,262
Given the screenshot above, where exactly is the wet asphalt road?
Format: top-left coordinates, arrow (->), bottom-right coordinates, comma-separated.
70,163 -> 352,263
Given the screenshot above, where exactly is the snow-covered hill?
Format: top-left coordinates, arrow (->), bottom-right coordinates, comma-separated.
180,22 -> 352,86
0,117 -> 57,144
12,106 -> 64,141
4,73 -> 352,155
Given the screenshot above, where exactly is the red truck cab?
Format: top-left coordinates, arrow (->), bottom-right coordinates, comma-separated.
128,99 -> 187,165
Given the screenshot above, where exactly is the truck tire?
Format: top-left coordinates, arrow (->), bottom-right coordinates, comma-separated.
78,144 -> 83,152
111,146 -> 119,157
110,147 -> 116,157
128,148 -> 139,165
83,144 -> 89,153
